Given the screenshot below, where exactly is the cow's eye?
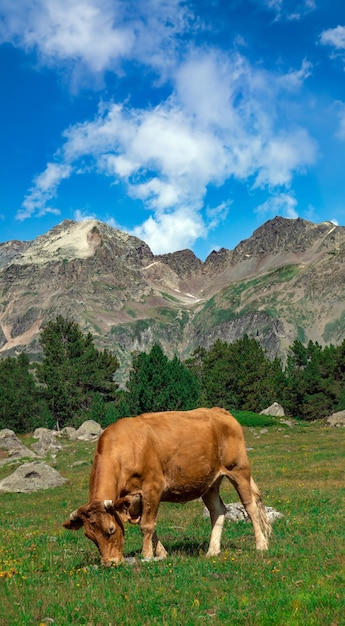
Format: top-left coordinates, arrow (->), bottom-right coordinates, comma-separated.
107,524 -> 115,536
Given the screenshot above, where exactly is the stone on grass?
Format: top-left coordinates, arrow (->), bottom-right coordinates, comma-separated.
31,431 -> 63,457
326,410 -> 345,427
72,420 -> 103,441
0,428 -> 37,463
203,502 -> 283,524
260,402 -> 285,417
0,461 -> 67,493
59,426 -> 77,439
33,427 -> 58,439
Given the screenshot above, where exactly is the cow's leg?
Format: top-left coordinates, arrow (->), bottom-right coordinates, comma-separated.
152,531 -> 168,559
226,468 -> 270,551
202,477 -> 226,557
139,488 -> 168,560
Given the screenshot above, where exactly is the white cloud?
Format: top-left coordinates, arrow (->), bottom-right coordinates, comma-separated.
0,0 -> 193,80
256,0 -> 315,21
255,193 -> 298,219
17,162 -> 72,220
14,41 -> 317,250
320,25 -> 345,51
74,208 -> 96,221
131,207 -> 206,254
206,201 -> 232,231
277,58 -> 312,91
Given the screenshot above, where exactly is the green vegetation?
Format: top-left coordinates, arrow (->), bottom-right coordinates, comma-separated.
186,337 -> 283,413
3,316 -> 345,432
0,353 -> 49,432
194,265 -> 303,333
323,311 -> 345,343
36,316 -> 119,429
116,344 -> 200,417
232,410 -> 278,428
0,421 -> 344,625
160,291 -> 180,303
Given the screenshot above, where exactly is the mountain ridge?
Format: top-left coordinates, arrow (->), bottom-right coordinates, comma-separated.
1,216 -> 345,370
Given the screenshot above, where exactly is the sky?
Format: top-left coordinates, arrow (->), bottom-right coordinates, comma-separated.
0,0 -> 345,260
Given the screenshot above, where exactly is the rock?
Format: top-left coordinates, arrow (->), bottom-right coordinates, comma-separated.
203,502 -> 283,524
0,461 -> 67,493
31,431 -> 63,457
280,419 -> 295,427
326,410 -> 345,427
260,402 -> 285,417
0,428 -> 37,463
72,420 -> 103,441
33,427 -> 58,439
59,426 -> 77,439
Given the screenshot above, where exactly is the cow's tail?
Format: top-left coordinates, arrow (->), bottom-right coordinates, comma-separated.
251,476 -> 272,542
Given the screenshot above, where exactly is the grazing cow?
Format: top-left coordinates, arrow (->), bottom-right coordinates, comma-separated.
63,407 -> 271,566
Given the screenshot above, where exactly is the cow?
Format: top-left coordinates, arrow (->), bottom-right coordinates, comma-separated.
63,407 -> 271,566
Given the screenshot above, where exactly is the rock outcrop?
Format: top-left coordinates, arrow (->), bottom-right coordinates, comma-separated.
0,461 -> 67,492
326,410 -> 345,427
260,402 -> 285,417
72,420 -> 103,441
0,429 -> 37,464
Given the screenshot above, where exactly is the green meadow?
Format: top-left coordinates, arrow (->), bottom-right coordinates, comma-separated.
0,420 -> 344,626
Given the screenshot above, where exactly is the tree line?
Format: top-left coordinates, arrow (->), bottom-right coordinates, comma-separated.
1,315 -> 345,433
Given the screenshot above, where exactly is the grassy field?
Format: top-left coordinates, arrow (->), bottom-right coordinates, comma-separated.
0,419 -> 344,626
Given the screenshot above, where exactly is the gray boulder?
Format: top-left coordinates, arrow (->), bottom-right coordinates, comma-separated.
260,402 -> 285,417
326,410 -> 345,427
0,461 -> 67,493
72,420 -> 103,441
203,502 -> 283,524
33,427 -> 57,439
31,431 -> 63,457
59,426 -> 77,439
0,428 -> 37,463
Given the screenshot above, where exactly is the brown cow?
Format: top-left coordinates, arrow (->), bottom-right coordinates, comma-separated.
63,407 -> 271,566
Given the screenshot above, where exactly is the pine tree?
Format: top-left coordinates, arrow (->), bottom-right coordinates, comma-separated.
199,336 -> 281,412
36,316 -> 119,428
123,344 -> 200,416
0,353 -> 48,432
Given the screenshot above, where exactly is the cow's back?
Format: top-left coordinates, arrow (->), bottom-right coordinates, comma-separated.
99,407 -> 244,459
92,408 -> 248,502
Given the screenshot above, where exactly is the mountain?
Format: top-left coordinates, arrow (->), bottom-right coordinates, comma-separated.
1,216 -> 345,373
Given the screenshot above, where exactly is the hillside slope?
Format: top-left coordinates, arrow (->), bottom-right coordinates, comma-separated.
1,216 -> 345,367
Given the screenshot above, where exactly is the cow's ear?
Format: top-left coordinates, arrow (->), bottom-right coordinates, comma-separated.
62,507 -> 84,531
114,493 -> 142,524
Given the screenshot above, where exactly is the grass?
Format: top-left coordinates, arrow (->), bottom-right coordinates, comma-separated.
1,421 -> 344,625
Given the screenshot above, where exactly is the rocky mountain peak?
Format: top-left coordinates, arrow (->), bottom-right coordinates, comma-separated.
1,215 -> 345,366
233,216 -> 339,259
3,219 -> 154,268
157,249 -> 202,279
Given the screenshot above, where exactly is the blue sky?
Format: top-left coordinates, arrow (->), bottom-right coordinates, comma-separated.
0,0 -> 345,260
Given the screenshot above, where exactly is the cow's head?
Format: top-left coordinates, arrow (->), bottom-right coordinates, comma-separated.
63,493 -> 142,566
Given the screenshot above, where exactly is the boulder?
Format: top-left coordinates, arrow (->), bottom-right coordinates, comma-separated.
31,431 -> 63,457
72,420 -> 103,441
0,428 -> 37,463
33,427 -> 58,439
59,426 -> 77,439
0,461 -> 67,493
203,502 -> 283,524
326,410 -> 345,427
260,402 -> 285,417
